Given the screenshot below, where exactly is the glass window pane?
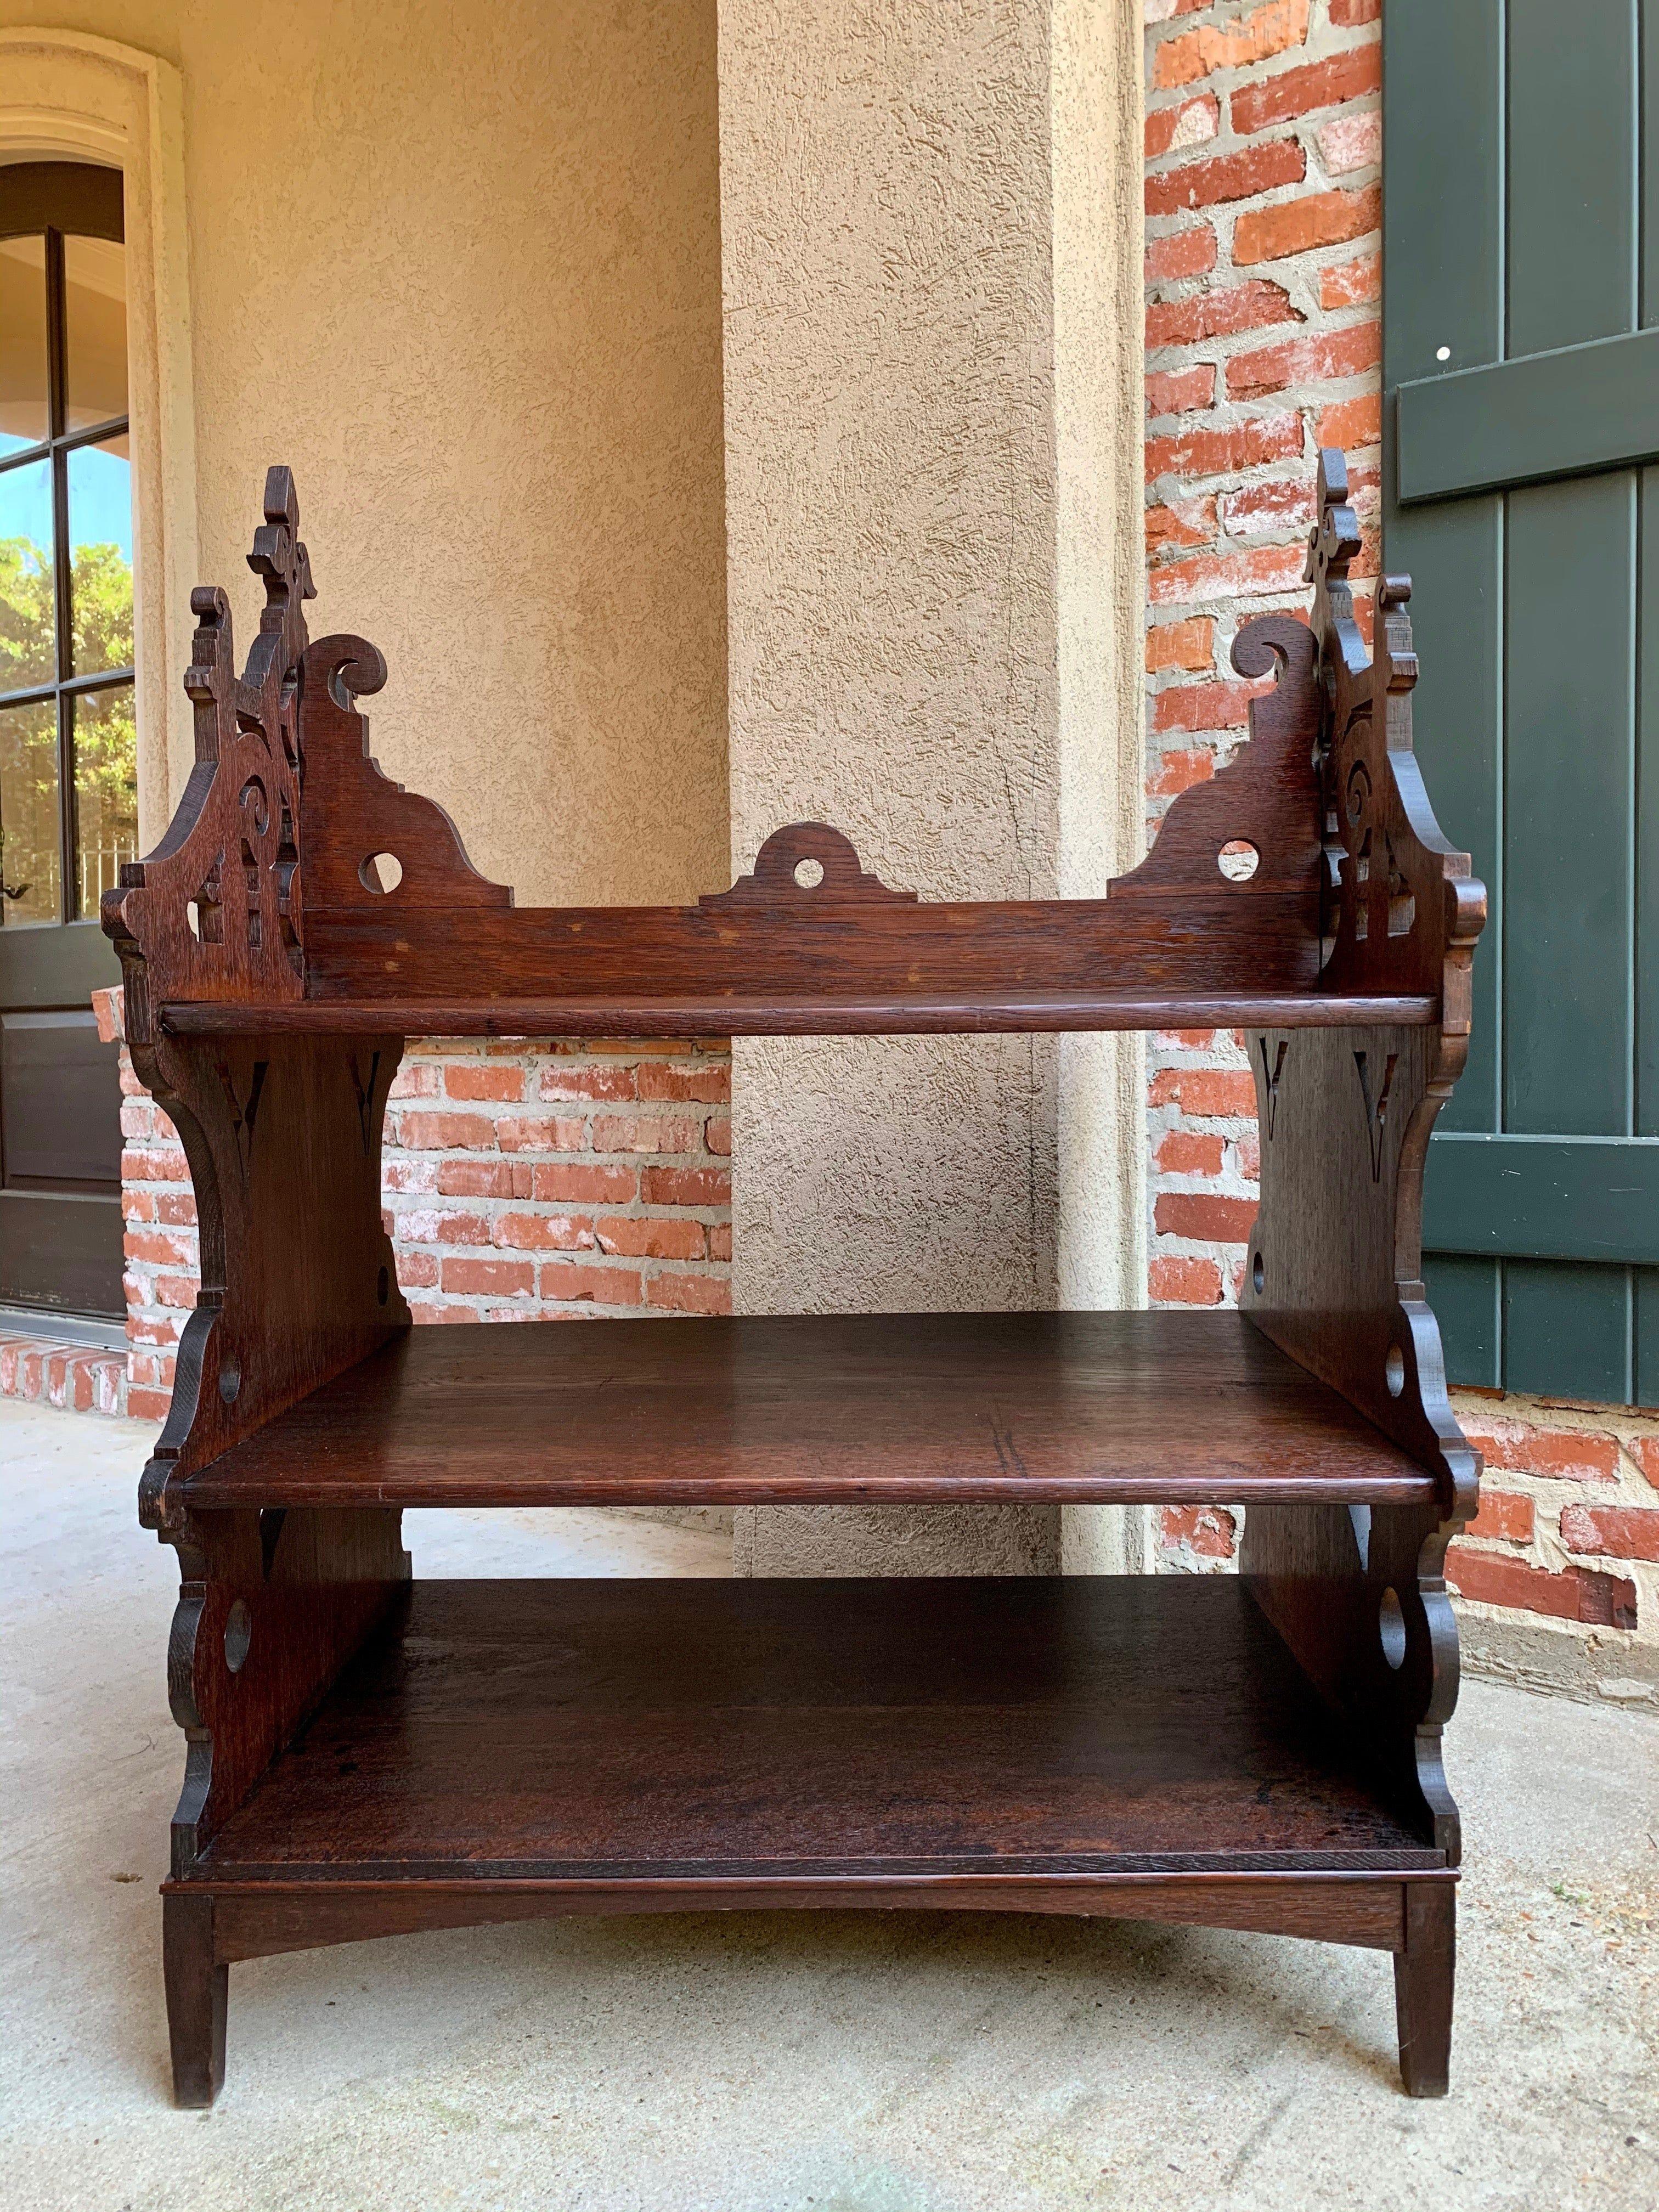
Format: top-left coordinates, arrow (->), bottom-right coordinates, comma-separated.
0,456 -> 55,690
67,436 -> 132,678
0,235 -> 48,457
63,234 -> 127,433
71,683 -> 136,918
0,696 -> 61,926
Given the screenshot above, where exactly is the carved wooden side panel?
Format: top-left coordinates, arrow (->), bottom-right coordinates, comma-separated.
1235,453 -> 1487,1861
165,1506 -> 408,1875
104,475 -> 514,1032
1306,451 -> 1485,1011
1240,1496 -> 1462,1859
103,470 -> 315,1016
1239,1019 -> 1472,1855
127,1029 -> 413,1865
132,1031 -> 409,1519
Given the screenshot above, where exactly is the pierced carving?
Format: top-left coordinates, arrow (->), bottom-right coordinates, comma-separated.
104,469 -> 315,1010
258,1508 -> 287,1579
101,475 -> 512,1036
702,823 -> 918,909
348,1051 -> 383,1155
1257,1036 -> 1288,1139
1353,1047 -> 1398,1182
215,1059 -> 268,1180
1307,452 -> 1481,1009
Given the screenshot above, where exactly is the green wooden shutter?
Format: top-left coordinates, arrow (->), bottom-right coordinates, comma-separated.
1385,0 -> 1659,1404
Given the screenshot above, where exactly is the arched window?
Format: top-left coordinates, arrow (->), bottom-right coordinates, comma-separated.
0,161 -> 134,1323
0,162 -> 135,928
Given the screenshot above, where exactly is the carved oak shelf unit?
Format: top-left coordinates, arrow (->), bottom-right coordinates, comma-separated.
105,455 -> 1485,2106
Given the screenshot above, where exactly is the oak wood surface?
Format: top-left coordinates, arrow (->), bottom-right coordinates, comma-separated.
105,453 -> 1477,2102
162,1892 -> 224,2109
1235,461 -> 1484,1873
105,606 -> 1332,1028
176,1311 -> 1441,1511
154,991 -> 1442,1039
116,1029 -> 414,1874
193,1577 -> 1446,1883
202,1873 -> 1418,1963
1395,1879 -> 1457,2096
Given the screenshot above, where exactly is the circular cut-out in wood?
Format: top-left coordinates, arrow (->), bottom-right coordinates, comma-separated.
185,900 -> 201,941
224,1599 -> 253,1675
1385,1344 -> 1406,1397
1217,839 -> 1260,883
1251,1249 -> 1265,1295
218,1353 -> 241,1406
359,851 -> 403,893
1378,1585 -> 1407,1671
793,857 -> 825,889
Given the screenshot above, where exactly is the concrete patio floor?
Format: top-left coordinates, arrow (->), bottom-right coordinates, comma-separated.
3,1399 -> 1657,2212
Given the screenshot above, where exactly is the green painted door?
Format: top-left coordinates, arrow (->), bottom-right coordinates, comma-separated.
1385,0 -> 1659,1403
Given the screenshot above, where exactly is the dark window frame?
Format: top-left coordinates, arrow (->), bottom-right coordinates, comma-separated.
0,162 -> 133,926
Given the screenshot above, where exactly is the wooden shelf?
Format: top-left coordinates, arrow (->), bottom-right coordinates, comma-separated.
187,1576 -> 1444,1889
116,460 -> 1475,2103
178,1311 -> 1440,1511
155,991 -> 1441,1039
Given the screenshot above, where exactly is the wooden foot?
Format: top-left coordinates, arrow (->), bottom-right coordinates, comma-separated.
163,1893 -> 227,2108
1393,1881 -> 1454,2096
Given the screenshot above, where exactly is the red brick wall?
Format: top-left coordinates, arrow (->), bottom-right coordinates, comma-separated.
1144,0 -> 1383,1567
117,1028 -> 731,1421
1142,0 -> 1658,1677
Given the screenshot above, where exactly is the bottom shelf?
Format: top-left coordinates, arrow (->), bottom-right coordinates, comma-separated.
194,1576 -> 1444,1886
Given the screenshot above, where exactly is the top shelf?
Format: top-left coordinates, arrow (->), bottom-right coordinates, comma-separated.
156,990 -> 1441,1039
103,460 -> 1480,1053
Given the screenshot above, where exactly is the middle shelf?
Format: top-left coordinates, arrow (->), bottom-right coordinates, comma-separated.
180,1310 -> 1439,1510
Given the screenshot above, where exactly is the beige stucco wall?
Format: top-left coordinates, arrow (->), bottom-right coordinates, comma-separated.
0,0 -> 730,905
719,0 -> 1144,1575
7,3 -> 1148,1579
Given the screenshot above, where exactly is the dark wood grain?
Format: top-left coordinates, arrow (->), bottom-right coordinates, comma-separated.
98,453 -> 1482,2103
194,1577 -> 1446,1880
155,991 -> 1442,1038
298,891 -> 1321,1011
177,1312 -> 1441,1511
1235,462 -> 1483,1882
1395,1879 -> 1455,2096
163,1506 -> 410,1878
132,1032 -> 408,1520
103,486 -> 1336,1034
101,469 -> 315,1021
204,1874 -> 1414,1963
162,1892 -> 224,2109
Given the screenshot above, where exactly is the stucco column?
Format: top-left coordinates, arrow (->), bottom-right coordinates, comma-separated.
719,0 -> 1144,1576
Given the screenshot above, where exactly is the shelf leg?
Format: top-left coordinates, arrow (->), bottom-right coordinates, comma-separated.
163,1892 -> 227,2108
1393,1881 -> 1454,2097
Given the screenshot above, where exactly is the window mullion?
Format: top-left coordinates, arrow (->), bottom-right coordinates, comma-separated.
45,227 -> 75,921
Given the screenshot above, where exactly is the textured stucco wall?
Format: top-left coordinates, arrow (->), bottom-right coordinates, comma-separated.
0,0 -> 730,905
719,0 -> 1144,1575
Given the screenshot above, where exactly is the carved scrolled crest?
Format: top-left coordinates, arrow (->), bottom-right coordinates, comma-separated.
292,633 -> 511,911
103,469 -> 317,1025
702,823 -> 918,908
1307,449 -> 1486,1022
1106,609 -> 1324,953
